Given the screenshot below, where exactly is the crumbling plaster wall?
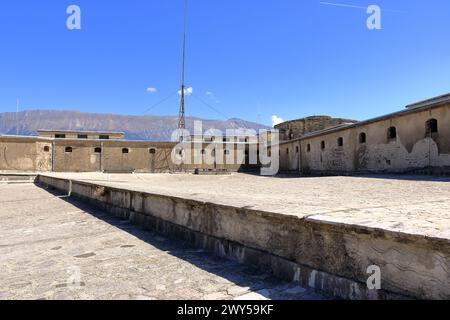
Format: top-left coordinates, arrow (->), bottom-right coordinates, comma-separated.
0,137 -> 249,173
53,140 -> 177,173
0,137 -> 52,172
276,116 -> 357,141
281,103 -> 450,173
53,140 -> 101,172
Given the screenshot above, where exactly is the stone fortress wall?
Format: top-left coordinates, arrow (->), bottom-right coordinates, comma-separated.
278,94 -> 450,174
1,93 -> 450,175
275,116 -> 357,141
0,136 -> 53,172
0,136 -> 255,173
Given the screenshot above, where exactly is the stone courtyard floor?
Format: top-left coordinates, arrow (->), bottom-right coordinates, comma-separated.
0,183 -> 325,300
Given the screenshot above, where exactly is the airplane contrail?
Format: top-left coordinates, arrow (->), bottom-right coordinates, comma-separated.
319,2 -> 403,13
319,2 -> 366,10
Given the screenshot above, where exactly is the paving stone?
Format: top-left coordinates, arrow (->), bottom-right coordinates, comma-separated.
226,285 -> 251,296
203,292 -> 230,300
234,289 -> 271,300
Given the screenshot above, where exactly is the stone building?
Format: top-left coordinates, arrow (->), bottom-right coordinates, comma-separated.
37,130 -> 125,140
0,131 -> 258,173
2,93 -> 450,175
275,116 -> 357,141
277,93 -> 450,174
0,135 -> 175,173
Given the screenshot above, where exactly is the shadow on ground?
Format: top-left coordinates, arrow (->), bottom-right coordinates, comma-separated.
38,186 -> 325,301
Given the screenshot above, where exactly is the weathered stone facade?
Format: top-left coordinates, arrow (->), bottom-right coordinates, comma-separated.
278,94 -> 450,174
275,116 -> 357,141
0,135 -> 256,173
2,94 -> 450,175
0,136 -> 52,172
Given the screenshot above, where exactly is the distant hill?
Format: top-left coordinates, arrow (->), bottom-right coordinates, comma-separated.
0,110 -> 270,141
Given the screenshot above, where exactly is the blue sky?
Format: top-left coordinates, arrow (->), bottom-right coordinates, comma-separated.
0,0 -> 449,126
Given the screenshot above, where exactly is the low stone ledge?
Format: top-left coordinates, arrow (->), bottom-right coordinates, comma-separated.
0,173 -> 37,182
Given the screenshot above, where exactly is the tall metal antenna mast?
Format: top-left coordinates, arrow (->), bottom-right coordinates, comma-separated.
177,0 -> 188,139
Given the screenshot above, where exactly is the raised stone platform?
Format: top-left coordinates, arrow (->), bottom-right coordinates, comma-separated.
35,173 -> 450,300
0,183 -> 325,300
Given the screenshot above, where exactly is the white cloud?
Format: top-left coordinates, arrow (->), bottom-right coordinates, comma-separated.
271,115 -> 284,127
206,91 -> 213,96
147,87 -> 157,93
178,87 -> 193,96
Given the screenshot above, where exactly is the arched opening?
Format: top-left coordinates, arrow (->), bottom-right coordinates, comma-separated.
43,146 -> 50,152
337,137 -> 343,147
321,141 -> 325,150
307,144 -> 311,152
94,147 -> 102,153
122,148 -> 129,154
149,148 -> 156,154
359,132 -> 367,144
65,147 -> 73,153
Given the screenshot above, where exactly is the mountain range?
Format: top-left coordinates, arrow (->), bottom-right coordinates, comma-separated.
0,110 -> 270,141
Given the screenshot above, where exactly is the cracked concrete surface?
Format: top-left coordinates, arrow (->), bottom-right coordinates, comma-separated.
0,183 -> 325,300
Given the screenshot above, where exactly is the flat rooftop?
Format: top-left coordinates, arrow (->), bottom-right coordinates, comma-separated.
37,129 -> 125,135
42,172 -> 450,241
0,183 -> 324,300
